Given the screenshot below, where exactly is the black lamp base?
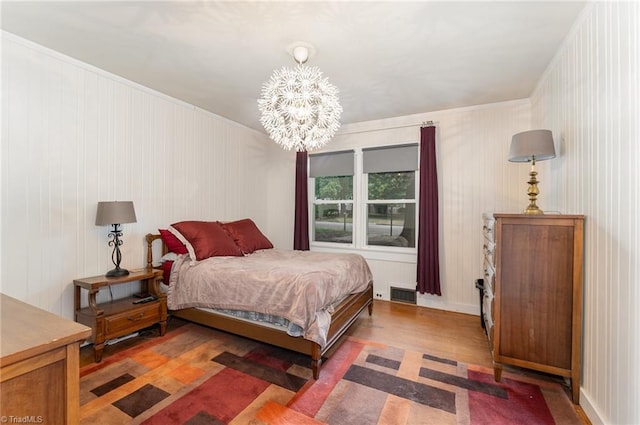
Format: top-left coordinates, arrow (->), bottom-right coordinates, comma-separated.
106,267 -> 130,278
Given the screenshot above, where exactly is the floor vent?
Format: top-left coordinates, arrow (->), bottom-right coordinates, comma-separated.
390,287 -> 417,304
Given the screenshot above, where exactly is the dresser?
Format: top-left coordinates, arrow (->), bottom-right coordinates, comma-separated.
482,213 -> 584,404
0,294 -> 92,424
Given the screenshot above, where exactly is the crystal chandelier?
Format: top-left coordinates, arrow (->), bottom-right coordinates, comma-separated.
258,44 -> 342,151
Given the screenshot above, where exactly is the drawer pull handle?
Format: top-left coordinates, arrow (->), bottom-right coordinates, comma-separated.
128,313 -> 144,321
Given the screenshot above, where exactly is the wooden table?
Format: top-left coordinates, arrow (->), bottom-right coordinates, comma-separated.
74,268 -> 166,362
0,293 -> 92,425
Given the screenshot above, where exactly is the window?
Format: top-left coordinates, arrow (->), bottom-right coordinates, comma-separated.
363,144 -> 418,248
310,144 -> 418,250
366,171 -> 416,247
310,151 -> 354,244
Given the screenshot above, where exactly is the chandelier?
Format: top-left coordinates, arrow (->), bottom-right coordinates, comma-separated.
258,44 -> 342,152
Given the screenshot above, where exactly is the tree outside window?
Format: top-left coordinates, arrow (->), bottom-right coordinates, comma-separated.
367,171 -> 416,247
313,176 -> 353,243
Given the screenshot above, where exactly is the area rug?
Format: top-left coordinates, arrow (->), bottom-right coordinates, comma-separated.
79,323 -> 581,424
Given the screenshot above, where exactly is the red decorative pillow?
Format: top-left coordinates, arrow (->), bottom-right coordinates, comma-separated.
161,260 -> 173,285
169,221 -> 242,261
221,218 -> 273,254
159,229 -> 188,255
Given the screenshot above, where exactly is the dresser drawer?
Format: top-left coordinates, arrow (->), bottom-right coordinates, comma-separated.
483,261 -> 495,292
482,213 -> 495,242
482,287 -> 495,344
483,240 -> 495,266
105,303 -> 161,337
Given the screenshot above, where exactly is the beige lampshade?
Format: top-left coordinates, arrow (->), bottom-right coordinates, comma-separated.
508,129 -> 556,162
95,201 -> 137,225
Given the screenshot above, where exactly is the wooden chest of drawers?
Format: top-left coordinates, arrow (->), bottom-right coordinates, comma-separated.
482,213 -> 584,404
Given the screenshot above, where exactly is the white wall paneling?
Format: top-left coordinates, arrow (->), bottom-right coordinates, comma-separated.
314,100 -> 532,314
0,32 -> 280,315
530,2 -> 640,424
1,29 -> 535,318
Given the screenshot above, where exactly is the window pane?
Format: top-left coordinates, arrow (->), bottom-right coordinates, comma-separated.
368,172 -> 415,200
314,203 -> 353,243
367,203 -> 416,247
315,176 -> 353,201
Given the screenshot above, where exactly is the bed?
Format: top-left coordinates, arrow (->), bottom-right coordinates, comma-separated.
144,219 -> 373,379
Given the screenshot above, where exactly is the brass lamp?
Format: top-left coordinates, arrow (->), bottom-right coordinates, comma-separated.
96,201 -> 137,277
508,129 -> 556,214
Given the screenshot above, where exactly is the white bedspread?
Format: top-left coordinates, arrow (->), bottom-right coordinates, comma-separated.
167,249 -> 373,347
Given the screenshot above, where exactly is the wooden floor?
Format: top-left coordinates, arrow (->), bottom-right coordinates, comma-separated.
346,299 -> 494,367
80,299 -> 590,424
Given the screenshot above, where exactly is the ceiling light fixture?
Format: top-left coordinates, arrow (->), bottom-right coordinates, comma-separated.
258,43 -> 342,152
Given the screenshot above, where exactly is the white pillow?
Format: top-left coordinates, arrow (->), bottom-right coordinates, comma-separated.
160,252 -> 179,263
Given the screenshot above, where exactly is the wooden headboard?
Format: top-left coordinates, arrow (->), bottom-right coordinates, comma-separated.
145,233 -> 168,269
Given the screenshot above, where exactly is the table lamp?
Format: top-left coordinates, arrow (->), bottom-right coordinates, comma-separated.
95,201 -> 137,277
508,129 -> 556,214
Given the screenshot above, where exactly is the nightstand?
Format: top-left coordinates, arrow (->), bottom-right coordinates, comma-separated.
73,268 -> 166,362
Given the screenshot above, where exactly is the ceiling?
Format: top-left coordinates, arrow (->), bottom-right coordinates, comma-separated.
1,1 -> 586,132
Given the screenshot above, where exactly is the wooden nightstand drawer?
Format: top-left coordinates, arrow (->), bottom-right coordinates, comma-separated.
105,302 -> 161,337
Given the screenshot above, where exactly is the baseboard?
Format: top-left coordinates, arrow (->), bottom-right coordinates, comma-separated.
579,389 -> 606,425
415,296 -> 480,316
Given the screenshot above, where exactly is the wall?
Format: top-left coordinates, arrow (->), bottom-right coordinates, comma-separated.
0,32 -> 289,316
530,2 -> 639,424
1,30 -> 539,319
310,99 -> 533,313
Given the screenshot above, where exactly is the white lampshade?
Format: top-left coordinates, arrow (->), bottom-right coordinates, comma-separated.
508,129 -> 556,162
95,201 -> 137,225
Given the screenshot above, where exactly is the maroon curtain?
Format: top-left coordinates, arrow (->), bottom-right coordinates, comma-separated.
416,125 -> 441,295
294,151 -> 310,250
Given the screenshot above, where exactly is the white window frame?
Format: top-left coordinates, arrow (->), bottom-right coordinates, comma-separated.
309,147 -> 418,263
362,170 -> 418,253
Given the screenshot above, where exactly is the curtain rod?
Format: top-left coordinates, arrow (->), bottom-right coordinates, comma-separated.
338,120 -> 435,136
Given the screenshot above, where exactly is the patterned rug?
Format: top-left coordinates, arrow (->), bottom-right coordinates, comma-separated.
79,323 -> 581,424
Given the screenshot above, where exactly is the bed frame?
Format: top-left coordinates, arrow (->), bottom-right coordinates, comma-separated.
145,233 -> 373,379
